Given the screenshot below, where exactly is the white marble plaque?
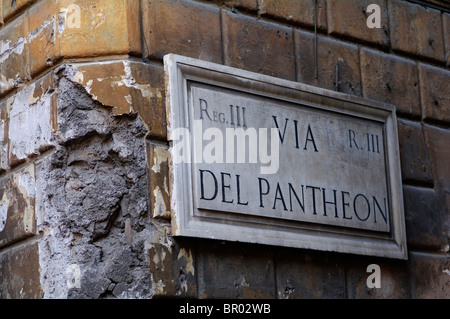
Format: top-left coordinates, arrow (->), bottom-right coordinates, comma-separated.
165,54 -> 407,259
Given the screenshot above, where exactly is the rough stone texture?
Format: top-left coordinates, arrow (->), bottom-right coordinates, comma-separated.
3,0 -> 36,22
397,119 -> 433,184
147,143 -> 170,220
327,0 -> 389,46
7,75 -> 56,166
0,99 -> 9,172
222,9 -> 295,80
360,48 -> 421,118
0,15 -> 30,96
444,13 -> 450,66
143,0 -> 222,63
222,0 -> 258,11
0,164 -> 36,248
403,186 -> 448,251
259,0 -> 327,30
418,64 -> 450,125
0,241 -> 42,299
66,60 -> 166,139
388,0 -> 445,62
275,249 -> 346,299
423,125 -> 450,190
57,0 -> 141,58
27,0 -> 58,77
295,29 -> 361,96
410,252 -> 450,298
196,241 -> 275,298
0,0 -> 449,300
35,66 -> 153,299
147,224 -> 197,298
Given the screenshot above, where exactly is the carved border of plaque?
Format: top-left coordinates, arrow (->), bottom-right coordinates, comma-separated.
165,54 -> 408,260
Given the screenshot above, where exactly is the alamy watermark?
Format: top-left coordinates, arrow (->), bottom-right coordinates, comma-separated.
366,4 -> 382,29
63,4 -> 81,29
171,120 -> 281,175
366,264 -> 381,289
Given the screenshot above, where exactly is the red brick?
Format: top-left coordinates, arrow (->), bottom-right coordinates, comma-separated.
295,30 -> 361,96
327,0 -> 389,47
418,64 -> 450,124
259,0 -> 327,30
388,0 -> 445,62
361,48 -> 420,117
423,125 -> 450,190
143,0 -> 222,63
397,119 -> 433,184
0,241 -> 42,299
410,252 -> 450,298
222,9 -> 295,80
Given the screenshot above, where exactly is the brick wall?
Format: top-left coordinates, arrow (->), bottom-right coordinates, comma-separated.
0,0 -> 449,299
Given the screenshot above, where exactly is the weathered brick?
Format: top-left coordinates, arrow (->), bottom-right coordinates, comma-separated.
423,125 -> 450,190
361,48 -> 421,117
403,185 -> 447,251
204,0 -> 257,11
27,0 -> 59,77
397,119 -> 433,183
295,30 -> 361,96
388,0 -> 445,62
275,249 -> 345,299
148,225 -> 197,298
222,9 -> 295,80
0,164 -> 36,249
259,0 -> 327,30
327,0 -> 389,47
67,60 -> 166,139
0,2 -> 3,26
8,75 -> 55,166
418,64 -> 450,124
2,0 -> 35,22
128,62 -> 166,139
224,0 -> 257,11
410,252 -> 450,298
0,15 -> 30,96
143,0 -> 222,63
346,257 -> 410,299
0,241 -> 42,299
444,13 -> 450,66
196,242 -> 275,298
147,142 -> 170,220
58,0 -> 141,58
0,99 -> 9,172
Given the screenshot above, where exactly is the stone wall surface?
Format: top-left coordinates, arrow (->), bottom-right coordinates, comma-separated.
0,0 -> 449,299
